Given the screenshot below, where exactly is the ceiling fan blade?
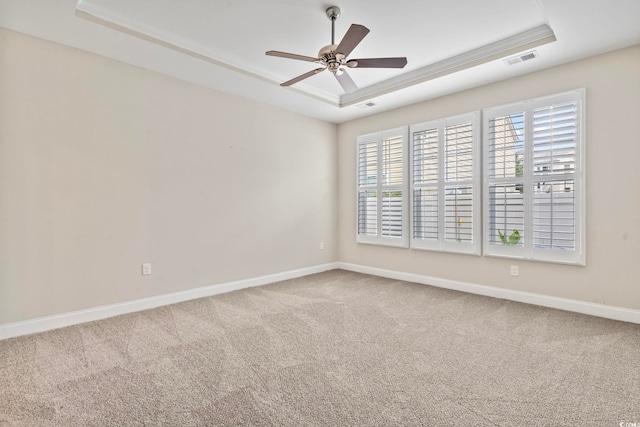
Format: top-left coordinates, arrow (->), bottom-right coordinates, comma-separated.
335,24 -> 370,57
347,57 -> 408,68
266,50 -> 320,63
334,70 -> 358,93
281,67 -> 326,86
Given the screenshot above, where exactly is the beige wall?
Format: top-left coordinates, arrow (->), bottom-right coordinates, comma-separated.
1,26 -> 639,326
0,29 -> 338,324
338,45 -> 640,311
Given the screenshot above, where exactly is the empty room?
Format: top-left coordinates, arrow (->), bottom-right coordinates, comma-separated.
1,0 -> 639,425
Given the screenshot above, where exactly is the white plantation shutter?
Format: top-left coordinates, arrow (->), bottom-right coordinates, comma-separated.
488,183 -> 525,246
533,180 -> 575,250
533,104 -> 577,175
410,112 -> 480,254
444,122 -> 475,245
412,128 -> 439,242
413,188 -> 438,240
358,141 -> 378,236
382,191 -> 402,237
532,102 -> 578,253
487,112 -> 526,249
445,123 -> 474,182
484,89 -> 585,264
357,190 -> 377,236
356,127 -> 408,247
381,136 -> 404,237
358,141 -> 378,187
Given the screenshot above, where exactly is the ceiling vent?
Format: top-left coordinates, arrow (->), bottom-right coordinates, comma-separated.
504,51 -> 538,66
356,102 -> 376,109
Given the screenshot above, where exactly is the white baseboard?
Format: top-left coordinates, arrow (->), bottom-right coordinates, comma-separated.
0,262 -> 339,340
3,260 -> 637,340
338,262 -> 640,325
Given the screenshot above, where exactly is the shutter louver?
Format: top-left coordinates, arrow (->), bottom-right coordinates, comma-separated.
382,136 -> 403,186
489,113 -> 524,179
489,184 -> 525,246
413,188 -> 438,240
533,103 -> 576,176
413,129 -> 438,184
533,180 -> 575,250
358,141 -> 378,186
445,123 -> 473,181
358,190 -> 377,236
382,191 -> 403,237
445,186 -> 473,242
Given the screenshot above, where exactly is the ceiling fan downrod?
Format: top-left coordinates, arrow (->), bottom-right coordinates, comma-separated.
326,6 -> 341,45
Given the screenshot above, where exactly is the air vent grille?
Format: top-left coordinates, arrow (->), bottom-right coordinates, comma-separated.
356,102 -> 376,109
504,50 -> 538,66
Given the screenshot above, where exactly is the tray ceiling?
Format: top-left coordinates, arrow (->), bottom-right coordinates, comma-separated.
1,0 -> 639,122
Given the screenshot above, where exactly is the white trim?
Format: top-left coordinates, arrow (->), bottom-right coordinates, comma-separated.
4,261 -> 637,340
532,0 -> 550,26
75,2 -> 554,110
0,263 -> 339,341
337,262 -> 640,325
340,25 -> 556,107
74,3 -> 340,106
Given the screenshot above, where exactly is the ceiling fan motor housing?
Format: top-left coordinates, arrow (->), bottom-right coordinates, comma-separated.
318,44 -> 338,58
318,45 -> 346,73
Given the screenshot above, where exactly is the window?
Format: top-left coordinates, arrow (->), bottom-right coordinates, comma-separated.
483,89 -> 585,265
357,127 -> 409,247
410,112 -> 481,254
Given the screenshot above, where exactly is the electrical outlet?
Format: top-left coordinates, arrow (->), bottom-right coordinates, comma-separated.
320,242 -> 325,250
142,263 -> 151,276
510,265 -> 519,276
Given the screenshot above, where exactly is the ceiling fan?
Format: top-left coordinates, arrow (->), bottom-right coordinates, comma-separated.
266,6 -> 407,93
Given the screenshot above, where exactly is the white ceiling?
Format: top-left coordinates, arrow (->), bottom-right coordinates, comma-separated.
1,0 -> 639,123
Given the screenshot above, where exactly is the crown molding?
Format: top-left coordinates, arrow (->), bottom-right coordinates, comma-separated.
339,25 -> 556,107
75,1 -> 554,110
74,1 -> 341,106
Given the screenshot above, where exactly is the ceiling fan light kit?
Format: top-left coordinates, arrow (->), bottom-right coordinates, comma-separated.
266,5 -> 408,93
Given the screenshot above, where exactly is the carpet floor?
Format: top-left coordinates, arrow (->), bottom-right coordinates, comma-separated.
1,270 -> 639,426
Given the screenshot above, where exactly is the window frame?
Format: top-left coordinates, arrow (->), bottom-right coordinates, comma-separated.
409,111 -> 481,255
356,126 -> 409,248
482,89 -> 586,265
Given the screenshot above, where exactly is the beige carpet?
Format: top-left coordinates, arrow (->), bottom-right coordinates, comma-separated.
1,270 -> 639,426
